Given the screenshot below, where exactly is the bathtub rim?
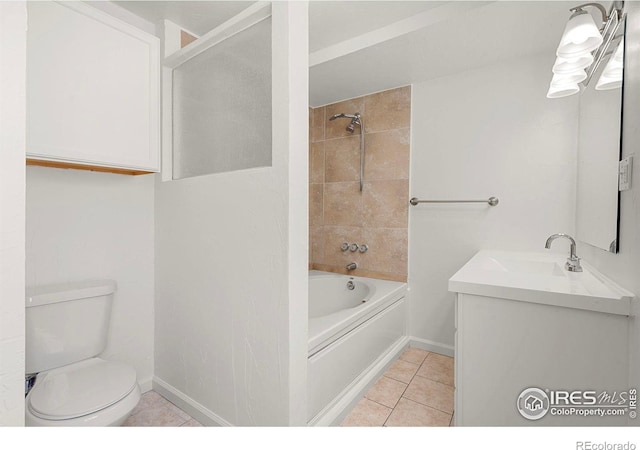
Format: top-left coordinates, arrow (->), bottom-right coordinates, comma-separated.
308,270 -> 407,356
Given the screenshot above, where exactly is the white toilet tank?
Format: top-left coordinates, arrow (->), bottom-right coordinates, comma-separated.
25,280 -> 117,375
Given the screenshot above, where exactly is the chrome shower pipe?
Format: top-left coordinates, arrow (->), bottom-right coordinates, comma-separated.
329,112 -> 364,191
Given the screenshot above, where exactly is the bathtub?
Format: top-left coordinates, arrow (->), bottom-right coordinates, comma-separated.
307,270 -> 407,424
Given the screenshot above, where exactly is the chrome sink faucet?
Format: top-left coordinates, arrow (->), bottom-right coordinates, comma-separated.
545,233 -> 582,272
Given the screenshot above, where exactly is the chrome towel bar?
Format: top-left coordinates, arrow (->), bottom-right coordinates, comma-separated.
410,197 -> 499,206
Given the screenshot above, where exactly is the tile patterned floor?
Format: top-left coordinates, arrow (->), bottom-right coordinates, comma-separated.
122,390 -> 202,427
341,347 -> 455,427
124,348 -> 451,427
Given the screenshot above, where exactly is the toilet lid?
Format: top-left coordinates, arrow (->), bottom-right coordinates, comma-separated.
28,358 -> 137,420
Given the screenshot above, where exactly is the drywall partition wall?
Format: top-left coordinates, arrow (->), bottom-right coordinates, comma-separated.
154,2 -> 308,426
409,53 -> 579,353
25,167 -> 155,390
0,1 -> 27,426
578,3 -> 640,415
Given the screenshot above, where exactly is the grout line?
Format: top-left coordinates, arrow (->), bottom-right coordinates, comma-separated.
398,395 -> 455,419
399,392 -> 454,416
364,376 -> 409,411
413,371 -> 455,387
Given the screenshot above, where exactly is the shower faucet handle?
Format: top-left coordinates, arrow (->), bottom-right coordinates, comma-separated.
341,242 -> 368,252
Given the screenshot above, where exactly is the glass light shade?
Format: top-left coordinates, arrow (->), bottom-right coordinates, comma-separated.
552,53 -> 594,74
595,73 -> 622,90
596,39 -> 624,91
550,69 -> 587,85
547,82 -> 580,98
557,10 -> 603,58
612,38 -> 624,62
602,62 -> 622,78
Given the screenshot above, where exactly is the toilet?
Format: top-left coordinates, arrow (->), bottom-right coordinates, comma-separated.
25,280 -> 141,426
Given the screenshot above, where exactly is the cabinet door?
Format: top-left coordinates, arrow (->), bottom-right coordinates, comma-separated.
27,1 -> 160,172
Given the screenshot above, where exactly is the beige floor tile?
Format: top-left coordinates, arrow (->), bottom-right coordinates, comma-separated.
365,376 -> 407,409
403,376 -> 454,414
164,400 -> 193,421
341,398 -> 392,427
398,347 -> 430,365
130,390 -> 168,416
123,402 -> 189,427
450,413 -> 455,427
181,418 -> 203,427
384,359 -> 419,384
416,352 -> 454,386
385,398 -> 451,427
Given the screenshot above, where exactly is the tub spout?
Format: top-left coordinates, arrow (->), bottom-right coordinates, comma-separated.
346,262 -> 357,271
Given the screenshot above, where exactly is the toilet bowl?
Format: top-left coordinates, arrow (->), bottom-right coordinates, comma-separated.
25,280 -> 141,426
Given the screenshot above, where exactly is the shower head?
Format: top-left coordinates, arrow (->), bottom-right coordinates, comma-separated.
329,112 -> 361,133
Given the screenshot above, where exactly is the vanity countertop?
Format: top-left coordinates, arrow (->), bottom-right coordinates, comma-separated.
448,249 -> 634,315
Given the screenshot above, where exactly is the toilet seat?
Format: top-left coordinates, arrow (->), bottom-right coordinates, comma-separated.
28,358 -> 137,421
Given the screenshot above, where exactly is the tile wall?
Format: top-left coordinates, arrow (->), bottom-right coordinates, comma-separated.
309,86 -> 410,282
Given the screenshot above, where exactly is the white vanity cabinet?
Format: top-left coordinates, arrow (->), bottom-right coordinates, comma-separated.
27,1 -> 160,174
449,250 -> 634,426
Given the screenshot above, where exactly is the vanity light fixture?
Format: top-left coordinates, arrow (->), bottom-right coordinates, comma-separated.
547,1 -> 624,98
596,37 -> 624,90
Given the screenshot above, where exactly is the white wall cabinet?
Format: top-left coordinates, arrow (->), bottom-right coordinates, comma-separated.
27,2 -> 160,174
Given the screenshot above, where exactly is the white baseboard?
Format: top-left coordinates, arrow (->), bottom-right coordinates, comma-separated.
309,336 -> 410,426
138,376 -> 153,394
408,336 -> 454,357
152,376 -> 232,426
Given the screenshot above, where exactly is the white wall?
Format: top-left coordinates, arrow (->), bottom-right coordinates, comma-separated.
409,54 -> 579,351
579,3 -> 640,407
26,167 -> 155,390
0,1 -> 26,426
154,3 -> 308,426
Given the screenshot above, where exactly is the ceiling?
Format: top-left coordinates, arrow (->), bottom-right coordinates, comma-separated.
308,1 -> 447,52
113,1 -> 253,36
113,0 -> 577,106
310,1 -> 575,105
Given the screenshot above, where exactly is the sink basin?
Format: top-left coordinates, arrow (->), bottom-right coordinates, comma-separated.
480,257 -> 565,277
449,250 -> 634,315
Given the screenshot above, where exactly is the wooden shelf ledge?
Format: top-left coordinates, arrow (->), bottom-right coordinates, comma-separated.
26,159 -> 155,176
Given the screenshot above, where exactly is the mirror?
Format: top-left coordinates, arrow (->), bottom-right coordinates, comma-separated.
575,16 -> 625,253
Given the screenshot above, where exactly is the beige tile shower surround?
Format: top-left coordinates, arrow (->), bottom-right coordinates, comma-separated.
309,86 -> 410,282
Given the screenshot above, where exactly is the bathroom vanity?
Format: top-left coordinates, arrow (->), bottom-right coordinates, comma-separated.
449,250 -> 634,426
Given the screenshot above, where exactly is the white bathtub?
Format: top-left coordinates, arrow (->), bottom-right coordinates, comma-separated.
307,270 -> 407,424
